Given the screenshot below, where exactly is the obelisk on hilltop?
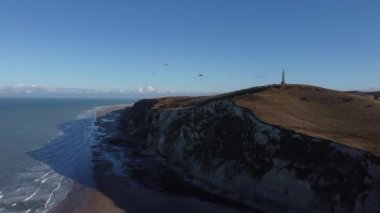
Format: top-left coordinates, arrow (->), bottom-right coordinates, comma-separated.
281,69 -> 286,86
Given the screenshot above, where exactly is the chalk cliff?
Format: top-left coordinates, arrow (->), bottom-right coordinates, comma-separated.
118,85 -> 380,213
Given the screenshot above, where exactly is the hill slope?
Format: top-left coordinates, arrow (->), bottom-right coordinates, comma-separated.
154,84 -> 380,155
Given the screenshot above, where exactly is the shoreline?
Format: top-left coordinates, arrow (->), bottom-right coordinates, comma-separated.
95,104 -> 131,118
53,181 -> 125,213
52,104 -> 131,213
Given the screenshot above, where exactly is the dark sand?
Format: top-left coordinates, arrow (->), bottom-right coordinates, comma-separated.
55,175 -> 254,213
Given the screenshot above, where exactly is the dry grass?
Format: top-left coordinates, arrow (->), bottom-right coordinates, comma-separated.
153,96 -> 201,110
153,86 -> 270,110
234,85 -> 380,155
348,91 -> 380,101
153,85 -> 380,155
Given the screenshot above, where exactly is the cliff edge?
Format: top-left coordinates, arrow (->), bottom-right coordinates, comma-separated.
118,85 -> 380,212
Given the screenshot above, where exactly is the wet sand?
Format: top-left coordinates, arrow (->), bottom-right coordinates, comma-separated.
56,175 -> 253,213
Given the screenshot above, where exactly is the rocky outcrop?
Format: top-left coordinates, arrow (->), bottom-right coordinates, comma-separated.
120,99 -> 380,213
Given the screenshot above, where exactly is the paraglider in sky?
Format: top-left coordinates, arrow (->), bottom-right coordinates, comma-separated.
198,74 -> 203,79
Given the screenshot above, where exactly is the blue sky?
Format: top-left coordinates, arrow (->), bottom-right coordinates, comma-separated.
1,0 -> 379,97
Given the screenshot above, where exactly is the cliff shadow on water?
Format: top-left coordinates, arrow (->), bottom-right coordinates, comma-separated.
28,108 -> 256,213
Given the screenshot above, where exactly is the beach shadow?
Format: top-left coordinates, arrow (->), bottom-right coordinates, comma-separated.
28,110 -> 258,213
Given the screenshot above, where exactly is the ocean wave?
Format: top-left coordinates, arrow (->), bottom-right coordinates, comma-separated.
0,105 -> 112,213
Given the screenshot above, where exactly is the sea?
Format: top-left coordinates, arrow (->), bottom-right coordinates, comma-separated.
0,98 -> 133,213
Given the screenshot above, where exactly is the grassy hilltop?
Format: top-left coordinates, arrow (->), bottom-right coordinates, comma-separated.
152,84 -> 380,155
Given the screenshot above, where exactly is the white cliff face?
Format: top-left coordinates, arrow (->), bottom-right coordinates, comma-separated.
124,99 -> 380,213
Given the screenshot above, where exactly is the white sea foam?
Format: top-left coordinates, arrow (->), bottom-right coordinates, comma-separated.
76,108 -> 98,120
44,176 -> 64,209
34,171 -> 52,182
101,118 -> 115,122
41,178 -> 47,184
23,185 -> 41,201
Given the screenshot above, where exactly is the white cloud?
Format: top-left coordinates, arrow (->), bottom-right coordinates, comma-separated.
366,87 -> 380,92
13,84 -> 25,88
146,85 -> 156,92
0,84 -> 183,98
136,85 -> 157,93
137,87 -> 144,93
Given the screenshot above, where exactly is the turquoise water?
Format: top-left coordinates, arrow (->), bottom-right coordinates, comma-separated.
0,98 -> 134,213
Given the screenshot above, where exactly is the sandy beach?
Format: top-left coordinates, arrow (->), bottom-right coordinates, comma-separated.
54,182 -> 125,213
55,173 -> 253,213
